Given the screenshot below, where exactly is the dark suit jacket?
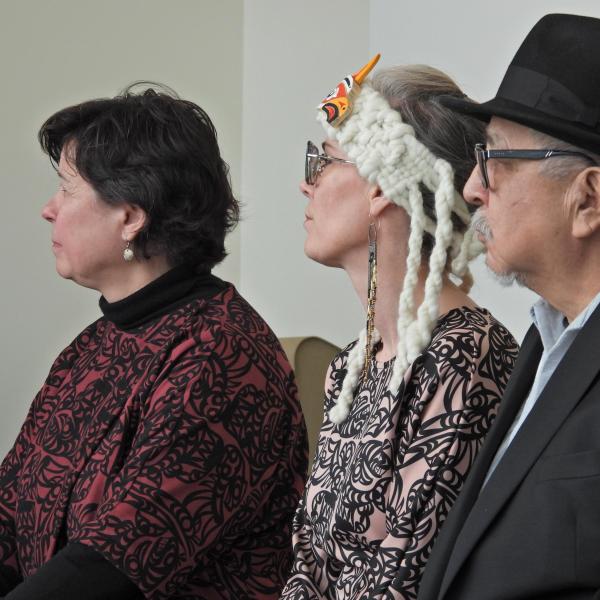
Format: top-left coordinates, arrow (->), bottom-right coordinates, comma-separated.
418,303 -> 600,600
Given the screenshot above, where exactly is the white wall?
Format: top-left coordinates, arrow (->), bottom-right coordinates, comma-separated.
370,0 -> 600,341
0,0 -> 243,455
240,0 -> 370,348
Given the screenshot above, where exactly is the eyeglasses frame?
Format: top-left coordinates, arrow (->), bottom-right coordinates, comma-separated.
474,142 -> 597,189
305,140 -> 355,185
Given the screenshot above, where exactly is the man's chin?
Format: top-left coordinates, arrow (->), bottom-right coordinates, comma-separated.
487,265 -> 527,288
482,255 -> 525,287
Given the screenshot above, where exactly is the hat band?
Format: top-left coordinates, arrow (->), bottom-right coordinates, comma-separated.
498,65 -> 600,128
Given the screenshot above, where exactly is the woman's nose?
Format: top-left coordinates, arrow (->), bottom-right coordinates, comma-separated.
299,179 -> 313,199
41,194 -> 57,222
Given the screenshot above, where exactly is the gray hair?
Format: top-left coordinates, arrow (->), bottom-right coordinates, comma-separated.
530,129 -> 600,179
370,65 -> 485,255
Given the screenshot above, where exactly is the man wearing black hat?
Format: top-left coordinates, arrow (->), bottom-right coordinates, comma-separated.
418,13 -> 600,600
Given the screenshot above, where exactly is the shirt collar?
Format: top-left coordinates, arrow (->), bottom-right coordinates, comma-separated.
531,289 -> 600,352
99,265 -> 225,330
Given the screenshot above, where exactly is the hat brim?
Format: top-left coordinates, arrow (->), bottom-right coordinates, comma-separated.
440,95 -> 600,156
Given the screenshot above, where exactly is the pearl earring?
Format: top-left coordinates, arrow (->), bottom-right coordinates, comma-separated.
123,241 -> 135,262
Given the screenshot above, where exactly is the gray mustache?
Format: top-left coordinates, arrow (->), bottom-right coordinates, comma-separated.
471,209 -> 492,240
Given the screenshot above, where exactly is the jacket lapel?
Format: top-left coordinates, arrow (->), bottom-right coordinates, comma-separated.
439,304 -> 600,598
419,325 -> 542,600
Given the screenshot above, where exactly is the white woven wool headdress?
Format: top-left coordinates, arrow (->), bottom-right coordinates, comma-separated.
319,55 -> 483,424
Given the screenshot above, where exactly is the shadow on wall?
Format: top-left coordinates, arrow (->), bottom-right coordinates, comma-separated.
280,337 -> 341,471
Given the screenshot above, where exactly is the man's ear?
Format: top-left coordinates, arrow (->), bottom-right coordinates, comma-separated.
571,168 -> 600,239
368,185 -> 394,217
121,203 -> 148,241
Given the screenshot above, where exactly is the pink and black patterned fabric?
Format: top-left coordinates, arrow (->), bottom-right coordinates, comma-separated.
281,306 -> 518,599
0,268 -> 308,599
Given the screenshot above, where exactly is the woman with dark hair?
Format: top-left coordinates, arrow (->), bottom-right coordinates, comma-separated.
0,85 -> 307,599
280,58 -> 519,598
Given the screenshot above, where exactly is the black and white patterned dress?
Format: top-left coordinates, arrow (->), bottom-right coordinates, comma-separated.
281,306 -> 519,599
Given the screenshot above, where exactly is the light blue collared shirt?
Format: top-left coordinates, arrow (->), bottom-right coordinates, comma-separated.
483,290 -> 600,486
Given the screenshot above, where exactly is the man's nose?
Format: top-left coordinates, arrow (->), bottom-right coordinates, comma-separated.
463,166 -> 488,207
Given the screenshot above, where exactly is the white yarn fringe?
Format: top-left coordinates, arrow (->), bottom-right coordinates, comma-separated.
320,83 -> 478,424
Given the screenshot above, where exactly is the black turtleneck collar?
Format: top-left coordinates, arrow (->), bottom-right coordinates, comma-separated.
99,265 -> 227,331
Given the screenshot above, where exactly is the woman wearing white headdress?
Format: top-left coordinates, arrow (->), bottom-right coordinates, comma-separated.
281,56 -> 519,599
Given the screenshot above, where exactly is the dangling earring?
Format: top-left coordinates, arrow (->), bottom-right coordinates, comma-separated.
123,240 -> 135,262
362,221 -> 378,384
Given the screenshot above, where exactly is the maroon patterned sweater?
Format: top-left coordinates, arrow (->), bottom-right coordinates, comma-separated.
0,267 -> 308,599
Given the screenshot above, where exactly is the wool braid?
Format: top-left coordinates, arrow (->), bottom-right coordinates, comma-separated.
411,159 -> 456,357
389,184 -> 426,394
448,188 -> 483,292
319,82 -> 477,422
329,326 -> 381,425
451,226 -> 483,278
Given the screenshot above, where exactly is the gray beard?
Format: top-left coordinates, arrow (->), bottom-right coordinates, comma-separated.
471,209 -> 528,289
488,268 -> 527,288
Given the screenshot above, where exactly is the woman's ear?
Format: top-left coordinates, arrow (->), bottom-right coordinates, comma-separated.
571,168 -> 600,239
121,203 -> 148,241
368,185 -> 393,218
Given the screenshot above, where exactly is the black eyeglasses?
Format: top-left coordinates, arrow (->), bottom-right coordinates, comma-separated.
474,142 -> 597,188
305,140 -> 355,185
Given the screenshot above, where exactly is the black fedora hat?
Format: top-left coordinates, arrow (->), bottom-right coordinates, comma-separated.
441,13 -> 600,155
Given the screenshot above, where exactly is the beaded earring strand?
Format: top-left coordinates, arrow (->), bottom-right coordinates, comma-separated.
362,221 -> 378,385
